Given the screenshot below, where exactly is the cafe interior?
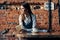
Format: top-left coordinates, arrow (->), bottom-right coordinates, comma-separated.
0,0 -> 60,40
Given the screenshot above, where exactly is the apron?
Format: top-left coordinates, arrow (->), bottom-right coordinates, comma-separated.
22,15 -> 32,29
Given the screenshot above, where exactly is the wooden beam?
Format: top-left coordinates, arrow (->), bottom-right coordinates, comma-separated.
58,0 -> 60,25
48,0 -> 52,32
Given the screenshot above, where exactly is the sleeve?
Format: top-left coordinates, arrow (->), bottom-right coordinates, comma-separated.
32,15 -> 36,28
19,15 -> 24,29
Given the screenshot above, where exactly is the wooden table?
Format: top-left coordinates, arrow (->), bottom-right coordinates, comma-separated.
0,31 -> 60,40
14,32 -> 60,40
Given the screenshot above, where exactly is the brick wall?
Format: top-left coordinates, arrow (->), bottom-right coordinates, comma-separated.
0,0 -> 59,32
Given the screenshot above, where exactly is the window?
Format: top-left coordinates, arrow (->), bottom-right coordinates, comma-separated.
0,5 -> 6,10
44,2 -> 54,10
34,5 -> 40,10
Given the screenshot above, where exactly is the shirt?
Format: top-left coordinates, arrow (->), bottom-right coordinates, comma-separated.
19,14 -> 36,31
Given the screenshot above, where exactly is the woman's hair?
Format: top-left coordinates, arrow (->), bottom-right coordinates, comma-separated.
21,2 -> 33,14
21,2 -> 33,27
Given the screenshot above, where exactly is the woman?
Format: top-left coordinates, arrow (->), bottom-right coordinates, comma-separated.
19,2 -> 38,32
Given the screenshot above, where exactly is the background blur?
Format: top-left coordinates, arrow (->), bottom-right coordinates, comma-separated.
0,0 -> 59,33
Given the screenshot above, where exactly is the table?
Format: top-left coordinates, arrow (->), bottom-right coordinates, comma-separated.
0,31 -> 60,40
14,32 -> 60,40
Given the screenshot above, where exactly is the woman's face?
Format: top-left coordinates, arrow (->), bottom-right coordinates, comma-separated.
20,5 -> 25,14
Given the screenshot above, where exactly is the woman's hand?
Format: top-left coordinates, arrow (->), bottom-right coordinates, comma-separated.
19,29 -> 27,33
32,28 -> 38,33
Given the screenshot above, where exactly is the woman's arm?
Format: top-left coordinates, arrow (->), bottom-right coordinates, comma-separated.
32,15 -> 38,32
19,15 -> 24,29
32,15 -> 36,28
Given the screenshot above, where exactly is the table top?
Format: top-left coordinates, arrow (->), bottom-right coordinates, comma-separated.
0,31 -> 60,38
1,29 -> 60,38
14,32 -> 60,38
